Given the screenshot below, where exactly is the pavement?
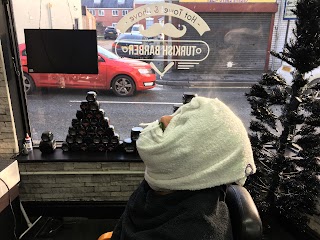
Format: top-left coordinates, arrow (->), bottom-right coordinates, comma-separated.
155,70 -> 262,88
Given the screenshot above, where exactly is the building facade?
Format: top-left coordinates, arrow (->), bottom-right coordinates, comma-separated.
269,0 -> 296,71
82,0 -> 134,34
177,0 -> 297,72
177,0 -> 277,73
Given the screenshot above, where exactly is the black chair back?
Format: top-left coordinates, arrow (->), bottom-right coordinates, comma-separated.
226,185 -> 263,240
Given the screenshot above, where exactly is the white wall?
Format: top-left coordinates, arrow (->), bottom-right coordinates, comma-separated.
12,0 -> 83,44
269,0 -> 296,71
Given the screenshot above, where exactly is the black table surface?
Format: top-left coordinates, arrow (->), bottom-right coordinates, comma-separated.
16,148 -> 142,163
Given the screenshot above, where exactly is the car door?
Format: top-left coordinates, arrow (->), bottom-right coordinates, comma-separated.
19,45 -> 60,88
20,45 -> 70,88
96,55 -> 110,88
67,55 -> 106,89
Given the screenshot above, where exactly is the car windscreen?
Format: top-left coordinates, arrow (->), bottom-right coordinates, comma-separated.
131,26 -> 139,31
98,46 -> 120,60
117,34 -> 143,41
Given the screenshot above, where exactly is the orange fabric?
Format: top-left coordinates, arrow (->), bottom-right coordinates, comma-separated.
98,231 -> 113,240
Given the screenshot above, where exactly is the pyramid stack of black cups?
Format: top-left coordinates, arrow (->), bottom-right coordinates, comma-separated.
62,91 -> 120,153
61,92 -> 195,153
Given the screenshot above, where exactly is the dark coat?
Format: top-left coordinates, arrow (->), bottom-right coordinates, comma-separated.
111,180 -> 233,240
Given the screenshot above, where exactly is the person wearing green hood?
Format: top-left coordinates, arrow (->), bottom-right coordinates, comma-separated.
111,96 -> 256,240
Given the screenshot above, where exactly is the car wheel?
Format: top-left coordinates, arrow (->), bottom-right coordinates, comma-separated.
111,75 -> 136,97
305,78 -> 320,100
23,73 -> 35,94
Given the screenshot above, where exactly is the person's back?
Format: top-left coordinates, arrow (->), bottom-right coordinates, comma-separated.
112,180 -> 232,240
111,96 -> 256,240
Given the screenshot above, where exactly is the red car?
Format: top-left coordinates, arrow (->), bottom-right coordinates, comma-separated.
19,44 -> 156,96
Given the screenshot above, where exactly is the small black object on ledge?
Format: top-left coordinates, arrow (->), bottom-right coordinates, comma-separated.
39,131 -> 56,154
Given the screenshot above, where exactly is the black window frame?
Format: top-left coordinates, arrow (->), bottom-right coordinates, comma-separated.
0,0 -> 30,149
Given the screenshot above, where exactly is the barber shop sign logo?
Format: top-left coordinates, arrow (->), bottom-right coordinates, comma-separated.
116,3 -> 210,78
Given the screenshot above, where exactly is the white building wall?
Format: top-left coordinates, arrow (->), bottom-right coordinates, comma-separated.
12,0 -> 83,44
269,0 -> 296,71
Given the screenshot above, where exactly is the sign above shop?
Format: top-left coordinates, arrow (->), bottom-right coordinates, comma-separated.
283,0 -> 297,20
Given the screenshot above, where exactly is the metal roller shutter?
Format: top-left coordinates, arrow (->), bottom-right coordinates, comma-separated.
178,13 -> 272,73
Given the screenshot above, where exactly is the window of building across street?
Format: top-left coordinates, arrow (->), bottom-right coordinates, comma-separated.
112,10 -> 118,16
98,9 -> 104,16
88,9 -> 95,16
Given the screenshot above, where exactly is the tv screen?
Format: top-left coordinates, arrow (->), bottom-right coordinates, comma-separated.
24,29 -> 98,74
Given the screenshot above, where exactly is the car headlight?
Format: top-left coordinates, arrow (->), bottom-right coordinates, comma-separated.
138,68 -> 152,74
143,82 -> 154,86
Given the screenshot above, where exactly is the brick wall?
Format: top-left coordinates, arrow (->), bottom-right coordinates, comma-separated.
0,41 -> 19,160
18,161 -> 145,201
94,9 -> 132,28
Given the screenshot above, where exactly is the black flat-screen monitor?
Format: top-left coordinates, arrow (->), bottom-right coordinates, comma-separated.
24,29 -> 98,74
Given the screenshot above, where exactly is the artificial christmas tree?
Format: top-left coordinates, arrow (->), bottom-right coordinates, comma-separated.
245,0 -> 320,235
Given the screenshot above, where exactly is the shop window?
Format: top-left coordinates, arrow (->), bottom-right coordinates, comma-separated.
11,0 -> 281,146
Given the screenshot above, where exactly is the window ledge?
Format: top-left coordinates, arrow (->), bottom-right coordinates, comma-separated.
16,148 -> 142,163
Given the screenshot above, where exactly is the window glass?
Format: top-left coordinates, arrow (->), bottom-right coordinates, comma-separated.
117,33 -> 143,41
88,9 -> 95,16
131,26 -> 139,32
98,46 -> 120,60
98,10 -> 104,16
12,0 -> 285,145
